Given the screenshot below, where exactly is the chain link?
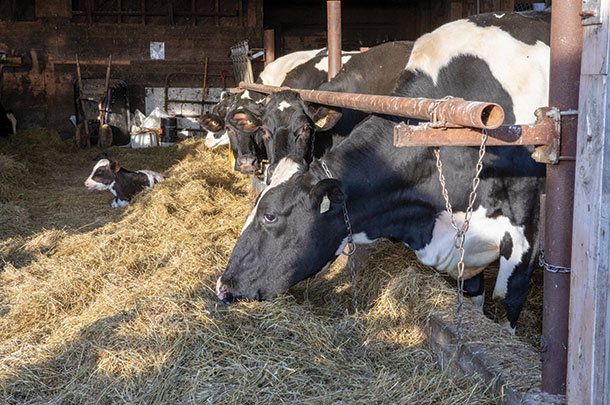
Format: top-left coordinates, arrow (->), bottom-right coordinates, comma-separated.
320,159 -> 358,311
434,130 -> 488,344
539,250 -> 571,273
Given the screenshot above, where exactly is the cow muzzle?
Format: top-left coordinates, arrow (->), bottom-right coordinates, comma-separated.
216,277 -> 235,304
236,155 -> 259,175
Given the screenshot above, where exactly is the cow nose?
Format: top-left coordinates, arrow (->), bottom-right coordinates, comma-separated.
236,155 -> 257,174
216,277 -> 234,304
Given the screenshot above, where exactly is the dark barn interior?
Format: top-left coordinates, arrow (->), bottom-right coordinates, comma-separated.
3,1 -> 583,403
1,0 -> 529,138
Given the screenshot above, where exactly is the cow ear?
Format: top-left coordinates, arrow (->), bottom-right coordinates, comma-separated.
308,105 -> 343,131
309,178 -> 345,213
109,160 -> 120,173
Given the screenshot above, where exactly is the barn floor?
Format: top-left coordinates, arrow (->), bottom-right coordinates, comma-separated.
0,129 -> 542,403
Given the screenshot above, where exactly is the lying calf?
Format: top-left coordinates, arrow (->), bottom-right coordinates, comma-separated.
84,158 -> 164,207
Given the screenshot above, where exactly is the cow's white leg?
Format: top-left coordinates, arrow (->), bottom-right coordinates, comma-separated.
471,294 -> 485,313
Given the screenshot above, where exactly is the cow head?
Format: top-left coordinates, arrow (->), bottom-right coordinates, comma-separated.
225,97 -> 268,175
261,91 -> 342,182
84,158 -> 119,190
216,157 -> 349,303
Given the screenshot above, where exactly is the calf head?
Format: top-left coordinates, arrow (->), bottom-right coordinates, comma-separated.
199,91 -> 237,149
262,91 -> 342,182
216,157 -> 348,303
84,158 -> 119,190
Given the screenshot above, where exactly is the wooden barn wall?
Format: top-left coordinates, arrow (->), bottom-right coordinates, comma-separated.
0,0 -> 263,136
264,0 -> 519,56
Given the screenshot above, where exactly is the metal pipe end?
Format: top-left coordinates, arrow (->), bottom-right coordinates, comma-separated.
481,105 -> 504,129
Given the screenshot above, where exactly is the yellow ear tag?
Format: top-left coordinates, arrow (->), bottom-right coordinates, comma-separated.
228,141 -> 236,170
315,115 -> 329,128
320,195 -> 331,214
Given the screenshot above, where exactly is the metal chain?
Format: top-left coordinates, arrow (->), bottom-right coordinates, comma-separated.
539,250 -> 571,273
320,159 -> 358,311
434,130 -> 488,344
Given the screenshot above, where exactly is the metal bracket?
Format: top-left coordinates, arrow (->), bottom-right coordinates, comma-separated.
581,0 -> 602,25
531,107 -> 561,164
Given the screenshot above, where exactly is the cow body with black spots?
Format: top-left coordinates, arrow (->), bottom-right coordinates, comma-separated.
217,10 -> 550,332
84,158 -> 164,208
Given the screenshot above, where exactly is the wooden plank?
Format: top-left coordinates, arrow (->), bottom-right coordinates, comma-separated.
567,3 -> 610,402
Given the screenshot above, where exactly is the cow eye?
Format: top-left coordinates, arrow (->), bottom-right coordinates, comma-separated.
247,120 -> 253,125
263,213 -> 277,224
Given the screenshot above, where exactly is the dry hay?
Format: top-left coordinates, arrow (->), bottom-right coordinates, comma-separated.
0,128 -> 544,403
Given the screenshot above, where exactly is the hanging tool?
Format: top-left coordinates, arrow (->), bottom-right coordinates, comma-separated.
98,55 -> 113,148
76,54 -> 91,147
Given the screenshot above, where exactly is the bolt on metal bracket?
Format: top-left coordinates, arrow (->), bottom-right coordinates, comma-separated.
581,0 -> 602,25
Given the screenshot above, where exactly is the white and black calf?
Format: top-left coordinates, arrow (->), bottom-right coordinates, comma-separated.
84,158 -> 164,208
0,102 -> 17,137
217,10 -> 550,332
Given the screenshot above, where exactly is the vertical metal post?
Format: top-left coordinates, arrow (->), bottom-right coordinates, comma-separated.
327,1 -> 341,81
541,0 -> 582,395
264,29 -> 275,67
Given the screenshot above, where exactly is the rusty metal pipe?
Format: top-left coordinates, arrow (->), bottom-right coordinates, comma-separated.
239,82 -> 504,130
542,0 -> 582,395
327,1 -> 342,81
394,109 -> 554,148
264,29 -> 275,67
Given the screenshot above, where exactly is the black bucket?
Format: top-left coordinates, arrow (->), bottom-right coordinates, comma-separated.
160,117 -> 179,143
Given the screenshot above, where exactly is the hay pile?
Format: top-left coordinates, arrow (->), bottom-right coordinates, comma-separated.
0,129 -> 541,403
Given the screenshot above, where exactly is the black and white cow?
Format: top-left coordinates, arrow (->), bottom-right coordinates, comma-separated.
261,41 -> 415,181
84,158 -> 164,208
216,10 -> 551,332
200,48 -> 339,150
0,102 -> 17,137
201,48 -> 361,174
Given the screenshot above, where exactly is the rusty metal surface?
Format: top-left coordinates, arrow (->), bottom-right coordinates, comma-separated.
394,107 -> 556,151
327,1 -> 342,81
542,0 -> 582,396
239,82 -> 505,130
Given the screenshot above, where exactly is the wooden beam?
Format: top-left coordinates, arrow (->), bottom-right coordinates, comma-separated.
567,0 -> 610,402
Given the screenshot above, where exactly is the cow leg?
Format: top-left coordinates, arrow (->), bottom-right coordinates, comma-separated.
463,271 -> 485,312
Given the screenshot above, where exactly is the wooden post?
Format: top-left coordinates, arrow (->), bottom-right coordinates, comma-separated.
567,1 -> 610,403
264,29 -> 275,67
75,55 -> 90,148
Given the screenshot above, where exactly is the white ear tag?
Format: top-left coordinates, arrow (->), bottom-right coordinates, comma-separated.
320,195 -> 331,214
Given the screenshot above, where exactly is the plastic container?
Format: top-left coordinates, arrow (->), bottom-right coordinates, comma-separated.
160,117 -> 179,143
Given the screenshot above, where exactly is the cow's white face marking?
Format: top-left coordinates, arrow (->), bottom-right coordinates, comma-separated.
241,157 -> 303,234
204,130 -> 229,148
334,232 -> 375,256
405,19 -> 550,124
278,100 -> 292,111
84,159 -> 112,190
258,49 -> 324,86
314,54 -> 355,73
495,13 -> 505,18
415,206 -> 529,301
241,90 -> 252,100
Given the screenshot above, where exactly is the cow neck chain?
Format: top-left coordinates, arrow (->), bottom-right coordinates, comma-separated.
320,159 -> 359,312
434,130 -> 488,347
